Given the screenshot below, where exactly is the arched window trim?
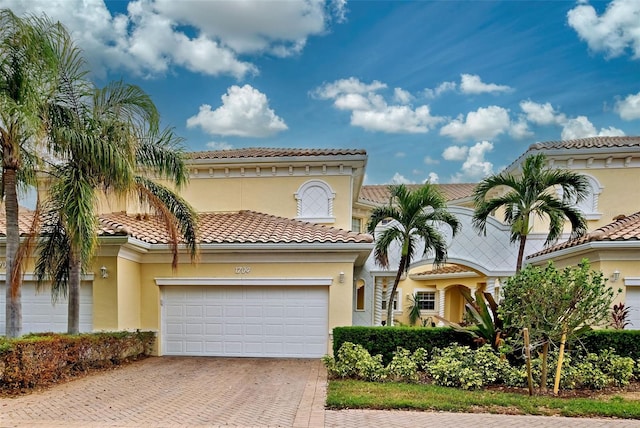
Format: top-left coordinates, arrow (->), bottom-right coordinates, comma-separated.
294,180 -> 336,223
578,173 -> 603,221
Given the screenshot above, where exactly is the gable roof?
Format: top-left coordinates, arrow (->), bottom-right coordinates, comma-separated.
412,264 -> 477,277
527,212 -> 640,259
188,147 -> 366,160
98,211 -> 373,245
359,183 -> 476,205
527,136 -> 640,152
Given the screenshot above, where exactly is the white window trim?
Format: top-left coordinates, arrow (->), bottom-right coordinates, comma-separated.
413,287 -> 438,314
382,287 -> 403,314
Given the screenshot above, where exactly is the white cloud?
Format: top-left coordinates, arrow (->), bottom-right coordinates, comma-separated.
616,92 -> 640,120
519,100 -> 566,125
442,145 -> 469,161
394,88 -> 413,104
560,116 -> 625,140
391,173 -> 414,184
206,141 -> 233,150
312,78 -> 387,99
423,156 -> 439,165
395,152 -> 406,158
186,85 -> 288,137
509,118 -> 533,139
314,78 -> 443,134
440,106 -> 512,141
351,105 -> 443,134
451,141 -> 494,183
424,81 -> 456,99
426,172 -> 439,184
459,74 -> 511,94
567,0 -> 640,59
0,0 -> 344,78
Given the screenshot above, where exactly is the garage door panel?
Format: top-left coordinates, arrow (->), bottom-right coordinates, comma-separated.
626,288 -> 640,329
162,285 -> 328,357
0,282 -> 92,335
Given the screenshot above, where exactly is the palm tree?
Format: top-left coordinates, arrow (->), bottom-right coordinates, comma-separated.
366,183 -> 461,326
472,153 -> 589,272
36,76 -> 198,334
0,10 -> 63,337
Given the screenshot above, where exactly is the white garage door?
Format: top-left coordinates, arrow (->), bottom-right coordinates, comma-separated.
0,282 -> 93,335
162,285 -> 328,357
625,287 -> 640,329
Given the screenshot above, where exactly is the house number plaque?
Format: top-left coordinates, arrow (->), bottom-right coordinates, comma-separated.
235,266 -> 251,274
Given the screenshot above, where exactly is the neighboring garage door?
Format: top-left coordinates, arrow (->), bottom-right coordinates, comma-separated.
626,286 -> 640,329
0,281 -> 93,335
162,285 -> 328,357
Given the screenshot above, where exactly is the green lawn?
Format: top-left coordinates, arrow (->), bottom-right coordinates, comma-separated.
327,380 -> 640,419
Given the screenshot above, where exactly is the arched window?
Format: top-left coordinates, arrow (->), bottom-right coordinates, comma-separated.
294,180 -> 336,223
558,174 -> 603,221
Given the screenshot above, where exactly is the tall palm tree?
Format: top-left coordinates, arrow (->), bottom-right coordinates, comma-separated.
36,76 -> 198,334
472,153 -> 589,272
0,10 -> 62,337
367,183 -> 461,326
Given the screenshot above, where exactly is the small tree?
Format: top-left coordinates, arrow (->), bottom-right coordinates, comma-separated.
500,260 -> 615,392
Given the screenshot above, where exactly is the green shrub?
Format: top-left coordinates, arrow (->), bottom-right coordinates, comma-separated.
411,347 -> 429,371
323,342 -> 387,382
574,330 -> 640,360
386,348 -> 419,383
332,326 -> 476,364
504,348 -> 635,390
425,344 -> 506,390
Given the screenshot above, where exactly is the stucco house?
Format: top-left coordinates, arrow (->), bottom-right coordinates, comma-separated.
1,136 -> 639,357
0,148 -> 373,357
356,136 -> 640,329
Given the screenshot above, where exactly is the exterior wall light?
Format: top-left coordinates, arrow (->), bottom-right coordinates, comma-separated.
100,266 -> 109,279
611,270 -> 620,282
339,272 -> 345,283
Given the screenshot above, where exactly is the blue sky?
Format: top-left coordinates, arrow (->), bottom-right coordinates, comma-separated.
3,0 -> 640,184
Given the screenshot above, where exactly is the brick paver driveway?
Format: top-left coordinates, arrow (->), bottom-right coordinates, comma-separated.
2,356 -> 640,428
0,357 -> 325,428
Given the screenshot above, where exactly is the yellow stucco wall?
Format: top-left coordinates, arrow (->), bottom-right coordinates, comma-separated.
116,257 -> 141,330
178,175 -> 354,230
92,257 -> 119,331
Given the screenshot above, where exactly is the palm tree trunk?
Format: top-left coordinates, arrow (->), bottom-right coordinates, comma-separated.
4,165 -> 21,338
386,255 -> 407,326
67,251 -> 81,334
516,234 -> 527,273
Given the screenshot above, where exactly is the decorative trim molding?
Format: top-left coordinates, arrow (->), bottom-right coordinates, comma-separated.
154,277 -> 333,287
624,277 -> 640,287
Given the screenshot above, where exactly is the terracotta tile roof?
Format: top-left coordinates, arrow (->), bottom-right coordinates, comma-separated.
528,212 -> 640,259
528,136 -> 640,151
412,265 -> 476,277
359,183 -> 476,204
188,147 -> 366,160
0,208 -> 38,236
98,210 -> 373,245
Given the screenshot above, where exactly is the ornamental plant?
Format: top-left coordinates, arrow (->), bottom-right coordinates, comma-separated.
500,260 -> 616,391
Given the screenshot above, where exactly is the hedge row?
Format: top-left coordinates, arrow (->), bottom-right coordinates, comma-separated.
0,331 -> 155,390
333,326 -> 477,364
333,327 -> 640,364
575,330 -> 640,360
